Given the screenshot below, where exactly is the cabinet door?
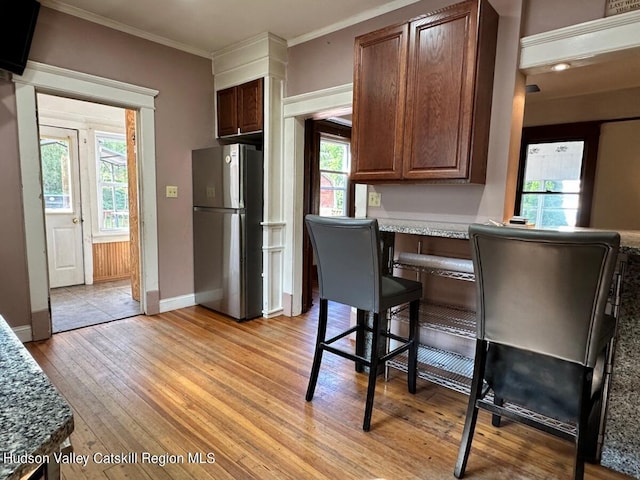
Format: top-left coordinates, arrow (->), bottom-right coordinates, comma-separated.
217,86 -> 238,137
237,78 -> 263,134
351,23 -> 408,182
403,0 -> 497,182
403,2 -> 476,180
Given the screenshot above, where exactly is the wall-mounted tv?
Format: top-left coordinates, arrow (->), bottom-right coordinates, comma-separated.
0,0 -> 41,76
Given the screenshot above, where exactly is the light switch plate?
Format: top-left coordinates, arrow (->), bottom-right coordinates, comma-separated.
166,185 -> 178,198
368,192 -> 381,207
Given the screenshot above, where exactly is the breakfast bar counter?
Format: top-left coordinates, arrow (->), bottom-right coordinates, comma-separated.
377,218 -> 640,479
0,315 -> 74,480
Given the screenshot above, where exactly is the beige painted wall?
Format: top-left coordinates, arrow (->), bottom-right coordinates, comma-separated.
591,120 -> 640,230
0,7 -> 215,327
524,88 -> 640,126
522,0 -> 607,36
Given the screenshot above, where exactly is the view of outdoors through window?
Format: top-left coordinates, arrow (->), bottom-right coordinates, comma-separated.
319,137 -> 350,217
40,137 -> 72,211
97,133 -> 129,232
520,141 -> 584,228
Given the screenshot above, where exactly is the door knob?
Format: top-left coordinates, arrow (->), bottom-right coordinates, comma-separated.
72,217 -> 80,224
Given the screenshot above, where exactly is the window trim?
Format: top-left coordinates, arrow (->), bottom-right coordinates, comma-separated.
515,122 -> 601,227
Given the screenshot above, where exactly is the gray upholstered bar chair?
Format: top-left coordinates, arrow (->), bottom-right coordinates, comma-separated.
455,224 -> 620,480
304,215 -> 422,431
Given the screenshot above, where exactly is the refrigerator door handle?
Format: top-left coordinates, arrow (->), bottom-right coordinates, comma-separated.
194,206 -> 244,214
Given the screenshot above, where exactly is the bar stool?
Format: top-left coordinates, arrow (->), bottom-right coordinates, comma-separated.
304,215 -> 423,431
455,224 -> 620,480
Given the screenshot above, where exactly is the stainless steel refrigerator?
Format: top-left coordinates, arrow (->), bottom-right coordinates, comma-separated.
192,144 -> 263,321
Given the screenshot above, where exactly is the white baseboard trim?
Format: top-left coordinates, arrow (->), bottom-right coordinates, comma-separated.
13,325 -> 33,343
11,295 -> 196,343
263,307 -> 284,318
159,293 -> 196,313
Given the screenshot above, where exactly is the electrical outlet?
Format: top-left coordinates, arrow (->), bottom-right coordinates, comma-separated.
166,185 -> 178,198
368,192 -> 381,207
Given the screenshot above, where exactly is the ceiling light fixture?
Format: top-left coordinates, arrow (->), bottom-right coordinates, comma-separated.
551,62 -> 570,72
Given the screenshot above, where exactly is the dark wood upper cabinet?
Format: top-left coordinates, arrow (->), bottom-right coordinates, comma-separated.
351,23 -> 408,181
217,78 -> 263,137
351,0 -> 498,184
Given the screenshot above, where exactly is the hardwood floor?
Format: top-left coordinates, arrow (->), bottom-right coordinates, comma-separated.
26,304 -> 631,480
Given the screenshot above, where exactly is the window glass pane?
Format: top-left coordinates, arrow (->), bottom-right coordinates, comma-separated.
521,193 -> 578,227
523,141 -> 584,192
319,138 -> 349,173
102,186 -> 114,210
99,161 -> 113,182
114,187 -> 128,210
40,137 -> 72,211
113,164 -> 127,183
320,172 -> 347,188
319,188 -> 346,217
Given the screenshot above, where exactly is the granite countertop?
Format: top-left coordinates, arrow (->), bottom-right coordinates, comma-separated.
376,218 -> 640,254
0,316 -> 74,480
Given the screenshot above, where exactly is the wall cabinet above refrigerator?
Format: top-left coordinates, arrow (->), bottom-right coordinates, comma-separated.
216,78 -> 264,138
350,0 -> 499,184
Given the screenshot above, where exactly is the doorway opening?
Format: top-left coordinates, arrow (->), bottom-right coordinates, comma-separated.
37,93 -> 142,333
302,118 -> 352,313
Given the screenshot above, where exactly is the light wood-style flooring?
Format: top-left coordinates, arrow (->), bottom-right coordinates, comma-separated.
26,303 -> 632,480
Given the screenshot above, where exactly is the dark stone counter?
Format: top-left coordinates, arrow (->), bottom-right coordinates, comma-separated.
0,315 -> 74,480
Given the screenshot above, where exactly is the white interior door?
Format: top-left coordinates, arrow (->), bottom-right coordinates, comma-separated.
40,125 -> 85,288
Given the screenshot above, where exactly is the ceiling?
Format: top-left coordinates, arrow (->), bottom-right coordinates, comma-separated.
525,49 -> 640,103
40,0 -> 424,56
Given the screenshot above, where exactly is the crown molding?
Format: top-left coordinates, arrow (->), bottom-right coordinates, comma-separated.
520,9 -> 640,73
287,0 -> 422,46
41,0 -> 213,59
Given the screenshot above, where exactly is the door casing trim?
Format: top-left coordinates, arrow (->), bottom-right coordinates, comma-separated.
13,61 -> 159,339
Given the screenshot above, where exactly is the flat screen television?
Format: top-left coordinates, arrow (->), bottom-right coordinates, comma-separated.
0,0 -> 41,76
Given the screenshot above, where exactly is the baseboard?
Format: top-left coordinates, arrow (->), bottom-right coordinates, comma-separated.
159,293 -> 196,313
13,325 -> 33,343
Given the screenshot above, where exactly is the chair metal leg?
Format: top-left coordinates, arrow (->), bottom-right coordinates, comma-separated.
355,308 -> 366,373
407,299 -> 419,394
492,396 -> 503,427
306,299 -> 328,402
363,312 -> 382,431
573,369 -> 593,480
455,340 -> 488,479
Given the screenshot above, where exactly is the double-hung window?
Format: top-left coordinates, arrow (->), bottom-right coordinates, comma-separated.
515,123 -> 600,228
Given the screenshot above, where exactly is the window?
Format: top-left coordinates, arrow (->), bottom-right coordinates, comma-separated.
40,136 -> 72,212
96,132 -> 129,232
516,123 -> 600,228
319,136 -> 351,217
